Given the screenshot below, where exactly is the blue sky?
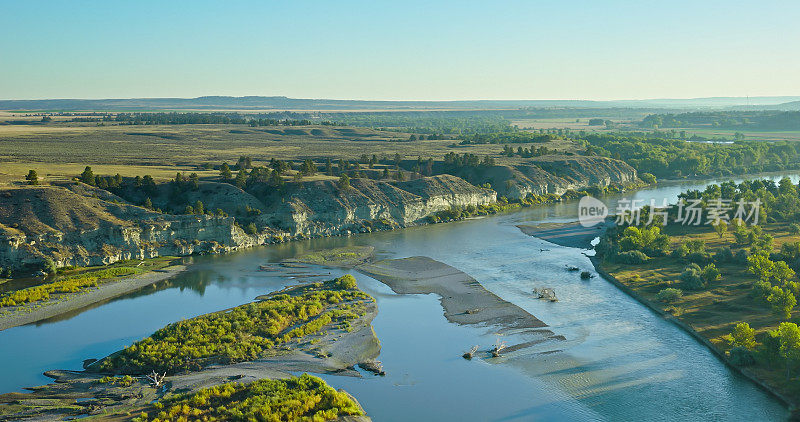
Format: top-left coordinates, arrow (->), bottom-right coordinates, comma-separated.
1,0 -> 798,100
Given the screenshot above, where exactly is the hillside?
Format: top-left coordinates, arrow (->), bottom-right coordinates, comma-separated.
446,155 -> 639,199
0,175 -> 494,272
0,155 -> 638,273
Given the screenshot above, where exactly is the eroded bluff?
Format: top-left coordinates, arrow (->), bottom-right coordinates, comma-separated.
0,175 -> 494,271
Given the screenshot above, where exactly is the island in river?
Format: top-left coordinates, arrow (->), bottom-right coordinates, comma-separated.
0,275 -> 379,421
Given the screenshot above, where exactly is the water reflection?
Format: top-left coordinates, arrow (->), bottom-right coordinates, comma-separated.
2,173 -> 799,420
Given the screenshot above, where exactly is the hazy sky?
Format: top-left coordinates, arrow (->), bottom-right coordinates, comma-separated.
2,0 -> 798,100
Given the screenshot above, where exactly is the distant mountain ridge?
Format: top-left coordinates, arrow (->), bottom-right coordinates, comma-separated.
2,95 -> 800,111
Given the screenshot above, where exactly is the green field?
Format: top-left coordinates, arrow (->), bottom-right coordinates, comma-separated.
603,222 -> 800,403
0,119 -> 582,185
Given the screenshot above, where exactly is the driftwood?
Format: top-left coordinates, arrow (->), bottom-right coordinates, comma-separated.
491,339 -> 506,357
462,345 -> 479,360
146,370 -> 167,388
358,360 -> 386,376
566,265 -> 580,272
532,287 -> 558,302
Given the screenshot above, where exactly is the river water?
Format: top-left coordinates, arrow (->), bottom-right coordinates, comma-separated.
1,174 -> 799,421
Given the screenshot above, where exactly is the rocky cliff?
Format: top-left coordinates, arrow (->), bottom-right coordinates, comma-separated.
0,175 -> 494,272
450,155 -> 640,199
0,156 -> 637,273
266,175 -> 496,236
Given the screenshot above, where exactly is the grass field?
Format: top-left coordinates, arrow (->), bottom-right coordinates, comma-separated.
0,121 -> 582,184
604,222 -> 800,401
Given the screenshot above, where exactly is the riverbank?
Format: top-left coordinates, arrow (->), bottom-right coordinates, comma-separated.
0,276 -> 379,420
357,256 -> 564,360
591,255 -> 796,413
518,221 -> 797,413
0,264 -> 187,331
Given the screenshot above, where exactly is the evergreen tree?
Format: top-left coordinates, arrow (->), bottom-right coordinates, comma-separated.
235,169 -> 247,188
80,166 -> 95,185
220,162 -> 232,180
25,170 -> 38,185
337,174 -> 351,190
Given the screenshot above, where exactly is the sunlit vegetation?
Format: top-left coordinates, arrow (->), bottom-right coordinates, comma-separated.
134,374 -> 363,422
0,266 -> 143,308
323,111 -> 512,135
579,132 -> 800,178
96,375 -> 135,387
97,275 -> 371,374
600,177 -> 800,403
641,111 -> 800,131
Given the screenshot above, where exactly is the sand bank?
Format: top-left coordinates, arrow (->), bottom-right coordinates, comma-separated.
0,265 -> 187,332
517,221 -> 609,249
358,256 -> 549,330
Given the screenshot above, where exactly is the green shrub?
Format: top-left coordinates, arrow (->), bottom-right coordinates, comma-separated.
335,274 -> 358,289
614,250 -> 649,264
714,247 -> 734,264
0,266 -> 142,308
135,374 -> 363,422
656,288 -> 683,303
701,263 -> 722,283
244,222 -> 258,235
98,277 -> 371,374
680,264 -> 706,290
640,173 -> 657,185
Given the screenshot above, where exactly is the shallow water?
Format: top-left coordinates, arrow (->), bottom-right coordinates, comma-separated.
1,174 -> 799,421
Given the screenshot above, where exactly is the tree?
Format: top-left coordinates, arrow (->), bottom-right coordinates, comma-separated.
775,322 -> 800,379
220,162 -> 232,180
640,173 -> 657,185
656,288 -> 682,303
80,166 -> 95,185
701,264 -> 722,283
194,200 -> 205,215
618,226 -> 669,257
235,169 -> 247,189
729,322 -> 757,350
713,221 -> 728,239
301,159 -> 317,176
337,174 -> 350,190
767,286 -> 796,319
25,170 -> 38,185
680,264 -> 706,290
143,197 -> 153,210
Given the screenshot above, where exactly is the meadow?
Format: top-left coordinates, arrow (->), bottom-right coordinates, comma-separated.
0,117 -> 581,185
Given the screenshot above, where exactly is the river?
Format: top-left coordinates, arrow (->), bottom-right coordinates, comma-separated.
1,173 -> 799,421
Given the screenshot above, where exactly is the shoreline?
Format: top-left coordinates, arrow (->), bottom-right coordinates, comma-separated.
0,265 -> 187,332
517,224 -> 796,412
590,256 -> 796,412
357,256 -> 562,356
0,279 -> 379,420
